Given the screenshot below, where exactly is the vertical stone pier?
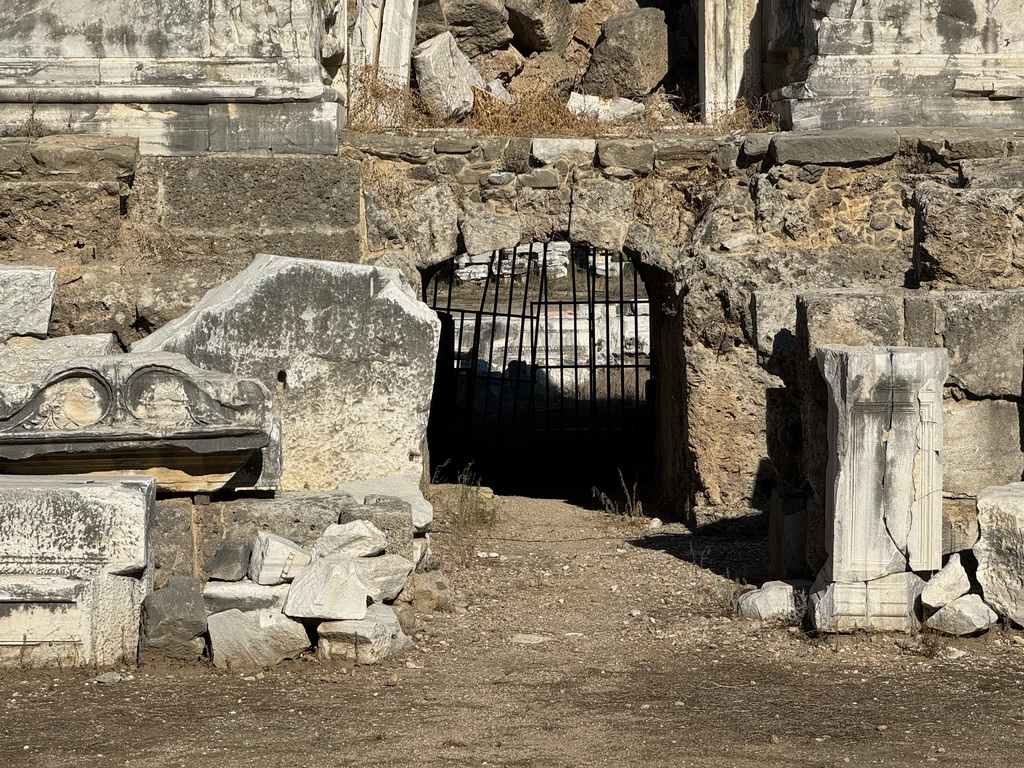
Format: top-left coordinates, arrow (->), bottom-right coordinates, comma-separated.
811,345 -> 948,631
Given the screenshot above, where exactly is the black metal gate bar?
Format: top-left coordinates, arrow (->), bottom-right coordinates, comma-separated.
424,244 -> 652,449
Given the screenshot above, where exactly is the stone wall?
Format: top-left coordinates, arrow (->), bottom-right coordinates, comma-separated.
5,126 -> 1024,522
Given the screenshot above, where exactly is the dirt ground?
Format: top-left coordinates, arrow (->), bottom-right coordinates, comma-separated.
3,494 -> 1024,767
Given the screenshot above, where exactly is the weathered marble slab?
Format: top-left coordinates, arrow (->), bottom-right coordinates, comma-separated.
0,351 -> 279,492
810,570 -> 925,633
0,474 -> 155,667
817,346 -> 947,583
0,266 -> 56,341
133,254 -> 440,491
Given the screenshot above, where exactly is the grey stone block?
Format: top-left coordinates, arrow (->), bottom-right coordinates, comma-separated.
202,579 -> 289,615
311,520 -> 389,559
208,609 -> 310,670
317,603 -> 413,664
769,129 -> 900,167
337,472 -> 433,531
0,266 -> 56,341
943,399 -> 1024,497
204,540 -> 253,582
581,8 -> 668,98
142,576 -> 208,661
597,139 -> 654,173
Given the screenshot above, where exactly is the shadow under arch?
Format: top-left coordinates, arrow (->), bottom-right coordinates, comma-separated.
421,241 -> 666,502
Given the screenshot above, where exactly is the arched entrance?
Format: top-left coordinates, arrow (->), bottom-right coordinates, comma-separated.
423,242 -> 654,498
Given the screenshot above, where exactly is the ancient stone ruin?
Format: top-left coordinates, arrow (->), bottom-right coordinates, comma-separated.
5,0 -> 1024,677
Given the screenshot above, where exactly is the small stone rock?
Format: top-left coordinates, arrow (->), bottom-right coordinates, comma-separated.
92,672 -> 122,684
248,532 -> 311,586
921,553 -> 971,611
735,580 -> 809,620
311,520 -> 389,559
204,539 -> 253,582
925,594 -> 999,636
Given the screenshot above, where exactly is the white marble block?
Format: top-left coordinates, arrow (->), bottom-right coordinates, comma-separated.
817,346 -> 948,583
811,571 -> 926,633
0,475 -> 155,668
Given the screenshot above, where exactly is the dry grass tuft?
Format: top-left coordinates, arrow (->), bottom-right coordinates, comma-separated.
470,88 -> 603,137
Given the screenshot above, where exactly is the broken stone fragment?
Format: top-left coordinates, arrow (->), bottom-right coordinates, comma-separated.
311,520 -> 389,559
414,32 -> 488,120
317,603 -> 414,664
580,8 -> 668,98
202,579 -> 290,615
282,558 -> 370,621
133,254 -> 440,492
0,266 -> 56,341
734,580 -> 809,621
974,483 -> 1024,626
204,539 -> 254,582
248,532 -> 311,586
324,553 -> 415,603
207,609 -> 310,670
567,92 -> 645,123
505,0 -> 573,55
921,553 -> 971,612
439,0 -> 513,57
925,594 -> 999,636
141,576 -> 208,661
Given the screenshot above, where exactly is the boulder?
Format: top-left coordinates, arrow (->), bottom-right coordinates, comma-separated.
925,594 -> 999,636
317,603 -> 414,663
141,576 -> 208,661
580,8 -> 667,98
311,520 -> 389,559
0,266 -> 56,341
282,559 -> 370,620
921,553 -> 971,612
734,580 -> 808,620
248,532 -> 311,586
440,0 -> 514,57
469,45 -> 526,82
505,0 -> 573,54
133,253 -> 440,491
204,540 -> 253,582
975,484 -> 1024,625
572,0 -> 638,48
597,138 -> 654,172
414,32 -> 488,120
207,609 -> 310,670
202,580 -> 290,615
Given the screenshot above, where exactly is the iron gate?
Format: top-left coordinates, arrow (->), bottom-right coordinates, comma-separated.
424,243 -> 653,481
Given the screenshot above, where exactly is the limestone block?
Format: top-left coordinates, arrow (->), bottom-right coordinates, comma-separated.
133,253 -> 440,490
921,554 -> 971,612
337,471 -> 434,531
282,559 -> 370,620
439,0 -> 513,57
337,496 -> 416,562
734,580 -> 809,621
768,130 -> 900,167
248,532 -> 311,586
817,346 -> 947,583
204,540 -> 253,582
317,603 -> 414,663
568,92 -> 645,123
810,571 -> 925,633
943,399 -> 1024,498
0,350 -> 278,492
0,475 -> 155,668
141,576 -> 208,661
202,580 -> 290,615
914,183 -> 1024,288
505,0 -> 573,54
597,139 -> 654,172
414,32 -> 487,120
208,609 -> 310,670
311,520 -> 389,559
0,266 -> 56,341
460,199 -> 522,255
344,554 -> 415,602
925,594 -> 998,636
531,138 -> 597,167
569,178 -> 633,251
581,8 -> 668,98
975,484 -> 1024,625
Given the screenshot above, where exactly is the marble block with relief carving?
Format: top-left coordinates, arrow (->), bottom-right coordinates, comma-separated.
810,571 -> 926,633
0,351 -> 279,492
817,346 -> 948,584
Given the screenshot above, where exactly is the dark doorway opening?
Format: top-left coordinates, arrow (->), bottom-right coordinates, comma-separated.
423,243 -> 655,500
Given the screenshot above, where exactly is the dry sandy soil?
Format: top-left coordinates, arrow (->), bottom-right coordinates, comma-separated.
2,494 -> 1024,767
